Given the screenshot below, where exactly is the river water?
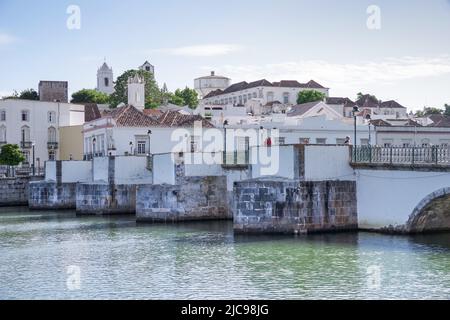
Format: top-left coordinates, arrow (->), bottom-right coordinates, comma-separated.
0,207 -> 449,300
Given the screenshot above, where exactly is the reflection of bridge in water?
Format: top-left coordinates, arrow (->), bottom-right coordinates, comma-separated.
351,146 -> 450,233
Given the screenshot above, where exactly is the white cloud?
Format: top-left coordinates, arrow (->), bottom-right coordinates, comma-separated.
0,33 -> 17,46
206,55 -> 450,88
151,44 -> 243,57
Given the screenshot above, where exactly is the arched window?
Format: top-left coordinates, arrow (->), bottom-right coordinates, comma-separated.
48,127 -> 57,143
0,110 -> 6,122
104,77 -> 109,87
0,125 -> 6,142
48,111 -> 56,123
21,125 -> 30,142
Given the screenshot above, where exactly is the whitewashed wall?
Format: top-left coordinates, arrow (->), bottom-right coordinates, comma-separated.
45,161 -> 56,181
92,157 -> 109,182
61,161 -> 91,183
251,146 -> 294,179
114,156 -> 152,184
304,145 -> 354,181
153,153 -> 176,185
356,169 -> 450,229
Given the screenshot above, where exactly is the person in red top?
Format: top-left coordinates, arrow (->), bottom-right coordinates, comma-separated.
266,137 -> 272,147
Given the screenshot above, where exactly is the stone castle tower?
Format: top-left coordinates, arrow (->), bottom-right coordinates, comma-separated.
127,74 -> 145,110
97,62 -> 114,95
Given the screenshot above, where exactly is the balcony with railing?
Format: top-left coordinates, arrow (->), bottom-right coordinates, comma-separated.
352,145 -> 450,166
20,141 -> 33,149
47,142 -> 59,149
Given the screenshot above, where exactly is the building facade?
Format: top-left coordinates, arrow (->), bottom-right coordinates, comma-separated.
194,71 -> 231,99
201,79 -> 329,109
0,99 -> 85,165
38,81 -> 68,103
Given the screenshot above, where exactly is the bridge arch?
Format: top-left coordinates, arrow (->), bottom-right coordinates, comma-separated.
407,187 -> 450,233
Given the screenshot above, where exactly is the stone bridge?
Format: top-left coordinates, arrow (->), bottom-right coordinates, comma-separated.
352,145 -> 450,233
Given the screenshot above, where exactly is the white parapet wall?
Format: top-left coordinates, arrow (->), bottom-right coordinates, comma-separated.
153,153 -> 176,185
356,169 -> 450,230
93,157 -> 109,182
44,161 -> 91,183
45,161 -> 57,181
251,146 -> 295,179
304,145 -> 354,181
61,161 -> 91,183
114,156 -> 152,184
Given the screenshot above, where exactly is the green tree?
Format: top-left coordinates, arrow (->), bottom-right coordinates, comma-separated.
414,107 -> 444,117
297,90 -> 326,104
71,89 -> 110,104
170,87 -> 199,109
19,89 -> 39,100
109,69 -> 162,109
356,92 -> 378,101
0,144 -> 25,166
2,89 -> 39,100
444,104 -> 450,116
168,92 -> 185,106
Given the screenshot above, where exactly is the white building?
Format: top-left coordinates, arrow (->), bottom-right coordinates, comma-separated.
82,105 -> 215,158
371,119 -> 450,147
0,99 -> 85,165
127,74 -> 145,110
201,79 -> 329,113
97,62 -> 114,95
194,71 -> 231,99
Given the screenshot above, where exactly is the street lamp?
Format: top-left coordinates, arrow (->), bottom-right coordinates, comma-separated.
31,141 -> 35,176
365,114 -> 372,146
352,106 -> 359,160
92,137 -> 97,158
147,130 -> 152,155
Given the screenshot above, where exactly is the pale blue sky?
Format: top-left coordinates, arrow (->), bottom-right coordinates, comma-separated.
0,0 -> 449,110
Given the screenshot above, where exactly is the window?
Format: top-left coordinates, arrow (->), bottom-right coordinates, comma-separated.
283,93 -> 289,104
0,110 -> 5,121
253,92 -> 257,99
300,137 -> 310,144
48,150 -> 56,161
190,136 -> 200,153
48,127 -> 57,142
360,138 -> 369,146
21,126 -> 30,142
248,94 -> 252,100
316,138 -> 327,144
145,66 -> 150,72
402,139 -> 412,147
336,138 -> 346,145
137,140 -> 147,155
21,110 -> 30,122
0,125 -> 6,142
104,77 -> 109,87
22,151 -> 30,164
48,111 -> 56,123
267,92 -> 274,102
239,96 -> 243,104
275,137 -> 286,146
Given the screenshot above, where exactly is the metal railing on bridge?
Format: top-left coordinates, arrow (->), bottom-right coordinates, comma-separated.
352,145 -> 450,165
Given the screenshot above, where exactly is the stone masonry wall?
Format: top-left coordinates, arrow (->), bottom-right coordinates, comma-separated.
136,176 -> 230,222
76,183 -> 136,215
29,181 -> 77,210
234,179 -> 357,234
0,176 -> 44,207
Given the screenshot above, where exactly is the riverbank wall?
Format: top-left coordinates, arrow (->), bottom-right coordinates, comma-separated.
0,176 -> 44,207
234,179 -> 358,234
